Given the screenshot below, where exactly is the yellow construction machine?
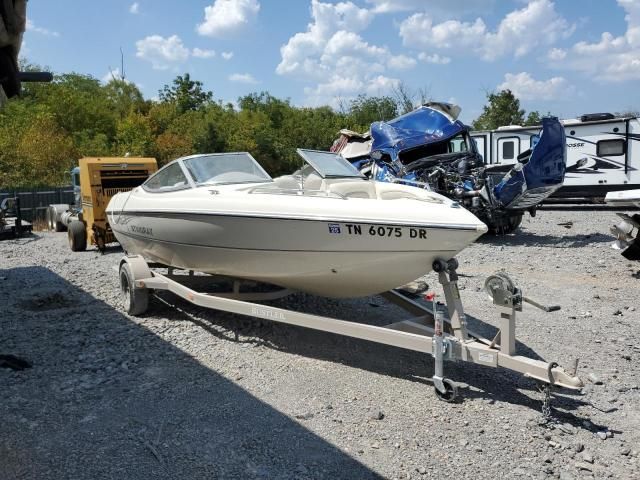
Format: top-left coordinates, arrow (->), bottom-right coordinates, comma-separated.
47,157 -> 157,252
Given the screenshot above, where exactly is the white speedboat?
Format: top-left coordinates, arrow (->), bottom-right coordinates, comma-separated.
107,149 -> 487,297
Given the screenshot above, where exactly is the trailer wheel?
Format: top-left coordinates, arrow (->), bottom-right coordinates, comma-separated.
119,262 -> 149,315
434,378 -> 458,403
68,220 -> 87,251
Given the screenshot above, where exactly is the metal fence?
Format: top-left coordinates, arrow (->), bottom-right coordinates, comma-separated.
0,186 -> 74,222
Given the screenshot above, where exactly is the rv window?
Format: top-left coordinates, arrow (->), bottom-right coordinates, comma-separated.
502,141 -> 515,160
597,139 -> 625,157
144,162 -> 189,191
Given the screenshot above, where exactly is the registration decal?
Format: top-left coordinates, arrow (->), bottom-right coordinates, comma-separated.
328,223 -> 341,234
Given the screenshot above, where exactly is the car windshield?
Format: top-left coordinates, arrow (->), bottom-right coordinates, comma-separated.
183,153 -> 272,185
297,149 -> 365,179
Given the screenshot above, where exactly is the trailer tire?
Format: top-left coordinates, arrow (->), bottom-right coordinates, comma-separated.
68,220 -> 87,251
119,262 -> 149,316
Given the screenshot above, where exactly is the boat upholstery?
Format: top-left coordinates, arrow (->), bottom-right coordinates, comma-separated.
327,181 -> 377,199
273,175 -> 300,189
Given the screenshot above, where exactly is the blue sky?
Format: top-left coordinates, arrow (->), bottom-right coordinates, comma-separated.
23,0 -> 640,123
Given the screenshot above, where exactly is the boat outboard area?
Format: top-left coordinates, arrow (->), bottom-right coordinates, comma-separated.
107,149 -> 487,298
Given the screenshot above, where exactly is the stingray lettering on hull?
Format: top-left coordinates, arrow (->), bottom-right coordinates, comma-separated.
129,225 -> 153,236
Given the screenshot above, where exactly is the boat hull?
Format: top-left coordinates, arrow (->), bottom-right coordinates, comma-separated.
109,211 -> 481,297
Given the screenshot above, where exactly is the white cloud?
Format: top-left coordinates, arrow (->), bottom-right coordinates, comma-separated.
135,35 -> 190,70
418,52 -> 451,64
497,72 -> 571,101
550,0 -> 640,82
192,48 -> 216,58
547,47 -> 566,61
304,74 -> 400,108
136,35 -> 221,69
229,73 -> 259,84
129,2 -> 140,14
277,0 -> 408,105
387,54 -> 417,70
101,69 -> 125,84
26,19 -> 60,37
399,0 -> 573,61
366,0 -> 494,15
197,0 -> 260,37
221,51 -> 234,60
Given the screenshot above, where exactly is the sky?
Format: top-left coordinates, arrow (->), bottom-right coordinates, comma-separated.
22,0 -> 640,124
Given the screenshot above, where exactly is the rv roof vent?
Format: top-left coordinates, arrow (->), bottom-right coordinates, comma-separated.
497,125 -> 522,130
580,113 -> 615,122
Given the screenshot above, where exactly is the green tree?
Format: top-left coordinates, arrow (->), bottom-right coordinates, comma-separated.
524,111 -> 542,126
159,74 -> 213,113
14,113 -> 77,187
104,79 -> 148,119
115,112 -> 155,156
473,90 -> 525,130
347,95 -> 398,129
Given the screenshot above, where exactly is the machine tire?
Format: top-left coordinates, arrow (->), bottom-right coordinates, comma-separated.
68,220 -> 87,251
119,262 -> 149,316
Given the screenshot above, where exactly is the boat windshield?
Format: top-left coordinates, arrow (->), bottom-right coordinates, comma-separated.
297,149 -> 365,179
183,153 -> 272,185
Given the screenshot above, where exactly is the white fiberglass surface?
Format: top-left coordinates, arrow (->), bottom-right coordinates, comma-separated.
183,153 -> 272,185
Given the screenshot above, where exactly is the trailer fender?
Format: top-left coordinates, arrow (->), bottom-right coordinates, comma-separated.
119,255 -> 153,285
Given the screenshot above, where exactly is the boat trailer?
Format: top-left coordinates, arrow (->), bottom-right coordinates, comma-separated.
119,255 -> 583,406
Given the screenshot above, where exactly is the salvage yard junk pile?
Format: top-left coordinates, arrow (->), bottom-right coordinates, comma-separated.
332,103 -> 567,233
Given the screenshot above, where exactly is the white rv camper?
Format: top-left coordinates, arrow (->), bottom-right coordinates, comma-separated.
472,113 -> 640,201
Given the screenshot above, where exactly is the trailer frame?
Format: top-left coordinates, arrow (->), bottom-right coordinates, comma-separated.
118,255 -> 583,402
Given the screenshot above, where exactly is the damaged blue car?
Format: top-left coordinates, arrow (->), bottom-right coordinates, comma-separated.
332,102 -> 567,234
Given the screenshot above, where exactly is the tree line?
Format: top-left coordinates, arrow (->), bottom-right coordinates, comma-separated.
0,66 -> 547,188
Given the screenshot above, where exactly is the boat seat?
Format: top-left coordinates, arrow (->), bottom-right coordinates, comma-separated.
273,175 -> 301,190
328,181 -> 377,199
378,189 -> 422,200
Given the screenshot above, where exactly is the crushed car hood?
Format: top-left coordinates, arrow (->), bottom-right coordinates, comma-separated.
371,103 -> 467,159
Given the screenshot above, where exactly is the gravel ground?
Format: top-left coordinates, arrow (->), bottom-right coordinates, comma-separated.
1,209 -> 639,480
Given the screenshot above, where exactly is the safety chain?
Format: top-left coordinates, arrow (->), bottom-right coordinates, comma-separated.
542,384 -> 553,420
541,361 -> 559,421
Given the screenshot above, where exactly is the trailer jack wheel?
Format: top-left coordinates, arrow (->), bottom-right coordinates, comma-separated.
434,378 -> 458,402
120,262 -> 149,316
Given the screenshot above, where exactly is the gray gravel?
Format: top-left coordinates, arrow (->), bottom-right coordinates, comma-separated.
1,209 -> 639,479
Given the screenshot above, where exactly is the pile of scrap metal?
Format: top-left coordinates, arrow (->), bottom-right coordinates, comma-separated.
331,102 -> 567,234
605,189 -> 640,260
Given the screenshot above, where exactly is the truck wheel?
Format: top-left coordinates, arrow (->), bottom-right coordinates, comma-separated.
119,262 -> 149,315
68,220 -> 87,251
47,206 -> 67,232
